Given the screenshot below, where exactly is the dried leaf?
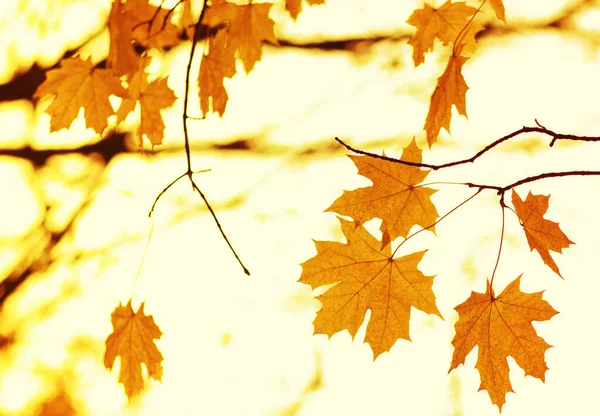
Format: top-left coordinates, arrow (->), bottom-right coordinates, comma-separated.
423,54 -> 468,146
300,217 -> 442,358
407,1 -> 482,67
117,56 -> 177,148
203,1 -> 278,73
512,190 -> 574,278
198,29 -> 236,116
33,56 -> 127,134
104,300 -> 164,400
285,0 -> 325,21
327,139 -> 438,248
449,276 -> 557,410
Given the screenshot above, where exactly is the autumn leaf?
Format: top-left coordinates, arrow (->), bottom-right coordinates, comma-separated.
117,56 -> 177,148
488,0 -> 506,22
300,217 -> 442,358
108,0 -> 139,76
407,1 -> 482,67
423,54 -> 468,146
203,1 -> 278,73
512,190 -> 574,278
123,0 -> 181,49
327,139 -> 438,248
104,300 -> 164,400
449,276 -> 557,410
199,29 -> 236,116
33,56 -> 127,134
285,0 -> 325,21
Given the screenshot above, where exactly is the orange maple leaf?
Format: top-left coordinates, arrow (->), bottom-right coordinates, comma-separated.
117,56 -> 177,148
300,218 -> 442,358
423,54 -> 468,146
327,139 -> 438,248
104,300 -> 164,400
511,190 -> 574,278
285,0 -> 325,20
199,29 -> 236,116
33,56 -> 127,134
449,276 -> 557,411
488,0 -> 506,22
108,0 -> 139,76
407,1 -> 482,67
203,1 -> 278,73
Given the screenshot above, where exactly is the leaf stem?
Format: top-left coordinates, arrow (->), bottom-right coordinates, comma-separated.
489,194 -> 506,289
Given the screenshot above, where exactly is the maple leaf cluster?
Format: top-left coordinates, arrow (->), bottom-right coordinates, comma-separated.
407,0 -> 506,147
300,139 -> 573,410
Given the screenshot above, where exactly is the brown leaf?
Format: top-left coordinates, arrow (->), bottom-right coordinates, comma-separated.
104,300 -> 164,400
423,54 -> 468,147
449,276 -> 557,410
285,0 -> 325,21
327,139 -> 438,248
300,217 -> 442,358
203,1 -> 278,73
199,29 -> 236,116
117,56 -> 177,148
407,1 -> 482,67
511,190 -> 574,278
33,56 -> 127,134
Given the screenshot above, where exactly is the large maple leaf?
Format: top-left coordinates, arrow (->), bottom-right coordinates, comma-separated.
117,56 -> 177,148
407,1 -> 482,67
300,218 -> 442,358
511,190 -> 574,278
449,276 -> 557,410
285,0 -> 325,21
423,54 -> 468,146
104,300 -> 164,400
198,29 -> 237,116
202,1 -> 278,73
327,139 -> 438,248
33,56 -> 127,134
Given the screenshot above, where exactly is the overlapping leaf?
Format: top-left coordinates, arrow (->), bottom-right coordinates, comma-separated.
407,1 -> 482,66
198,29 -> 236,116
449,276 -> 557,410
285,0 -> 325,20
33,56 -> 127,134
327,139 -> 438,248
423,54 -> 469,146
300,218 -> 442,358
104,300 -> 164,400
202,1 -> 278,73
117,56 -> 177,148
512,190 -> 573,278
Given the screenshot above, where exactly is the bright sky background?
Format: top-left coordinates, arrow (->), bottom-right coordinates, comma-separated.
1,0 -> 600,415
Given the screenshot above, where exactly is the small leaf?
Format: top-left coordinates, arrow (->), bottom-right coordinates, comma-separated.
512,190 -> 574,278
199,29 -> 236,116
285,0 -> 325,21
104,300 -> 164,400
423,54 -> 469,146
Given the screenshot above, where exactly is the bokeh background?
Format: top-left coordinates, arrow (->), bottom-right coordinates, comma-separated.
1,0 -> 600,415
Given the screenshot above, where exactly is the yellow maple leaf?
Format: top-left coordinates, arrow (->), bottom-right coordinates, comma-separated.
202,1 -> 278,73
199,28 -> 236,116
407,1 -> 482,67
449,276 -> 557,410
423,54 -> 468,146
488,0 -> 506,22
33,56 -> 127,134
511,190 -> 574,278
327,139 -> 438,248
104,300 -> 164,400
117,56 -> 177,148
285,0 -> 325,21
300,218 -> 442,358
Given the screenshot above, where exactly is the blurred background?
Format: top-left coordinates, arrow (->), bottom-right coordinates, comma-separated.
1,0 -> 600,415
